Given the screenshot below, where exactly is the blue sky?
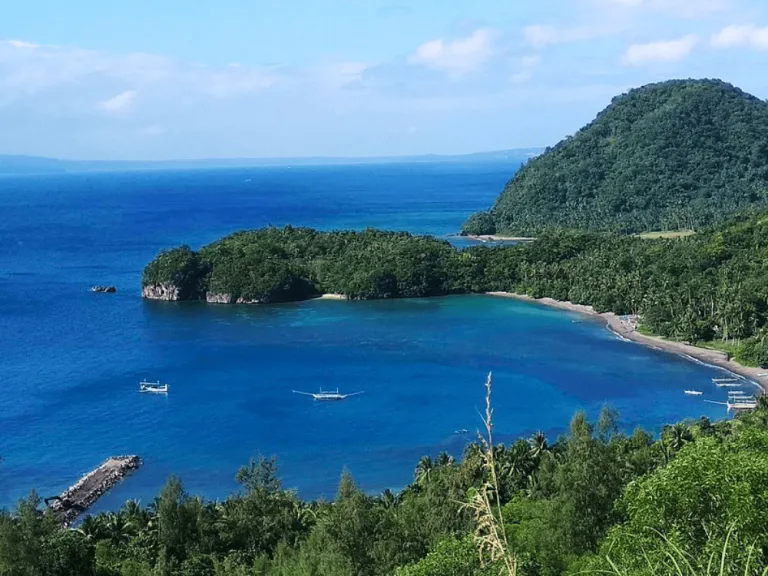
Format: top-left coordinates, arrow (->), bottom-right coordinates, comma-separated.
1,0 -> 767,160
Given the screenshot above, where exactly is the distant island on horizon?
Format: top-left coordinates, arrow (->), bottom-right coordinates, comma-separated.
0,148 -> 543,176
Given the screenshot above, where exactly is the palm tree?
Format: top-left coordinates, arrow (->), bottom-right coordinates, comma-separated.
414,456 -> 434,485
528,430 -> 549,459
463,442 -> 483,463
436,451 -> 455,468
103,512 -> 135,547
664,423 -> 694,453
120,499 -> 149,529
77,515 -> 105,540
378,488 -> 399,510
505,440 -> 535,485
292,500 -> 317,530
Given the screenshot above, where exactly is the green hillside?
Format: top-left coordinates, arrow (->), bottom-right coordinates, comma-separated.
463,79 -> 768,235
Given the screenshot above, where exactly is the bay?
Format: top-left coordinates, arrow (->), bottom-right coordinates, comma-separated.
0,162 -> 729,509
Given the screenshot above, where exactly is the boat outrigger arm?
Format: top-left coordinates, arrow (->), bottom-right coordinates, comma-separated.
292,389 -> 364,400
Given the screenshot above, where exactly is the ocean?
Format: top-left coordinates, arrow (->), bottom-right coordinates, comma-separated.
0,162 -> 732,511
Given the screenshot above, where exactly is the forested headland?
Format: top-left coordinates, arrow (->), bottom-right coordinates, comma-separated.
462,79 -> 768,236
143,207 -> 768,367
3,380 -> 768,576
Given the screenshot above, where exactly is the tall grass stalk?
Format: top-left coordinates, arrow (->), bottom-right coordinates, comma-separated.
463,372 -> 517,576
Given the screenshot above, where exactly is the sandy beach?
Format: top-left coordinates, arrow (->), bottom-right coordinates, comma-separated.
317,293 -> 348,300
487,292 -> 767,392
461,234 -> 536,242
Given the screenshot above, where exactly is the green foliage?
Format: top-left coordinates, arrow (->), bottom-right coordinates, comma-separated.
395,536 -> 496,576
461,212 -> 496,236
142,246 -> 206,299
589,427 -> 768,575
143,227 -> 458,303
465,79 -> 768,235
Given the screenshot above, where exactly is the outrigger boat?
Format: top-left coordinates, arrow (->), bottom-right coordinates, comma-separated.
705,395 -> 758,411
140,380 -> 169,394
292,388 -> 363,401
712,377 -> 741,387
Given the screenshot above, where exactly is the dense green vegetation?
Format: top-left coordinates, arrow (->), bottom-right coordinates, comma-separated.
143,228 -> 456,303
145,208 -> 768,367
462,79 -> 768,235
464,208 -> 768,367
3,384 -> 768,576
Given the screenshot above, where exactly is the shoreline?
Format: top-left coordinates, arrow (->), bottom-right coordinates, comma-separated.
487,292 -> 766,392
315,293 -> 347,301
449,233 -> 536,242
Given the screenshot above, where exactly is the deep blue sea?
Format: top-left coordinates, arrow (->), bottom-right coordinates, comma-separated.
0,162 -> 736,511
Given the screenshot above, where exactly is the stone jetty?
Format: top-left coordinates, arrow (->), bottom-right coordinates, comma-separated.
45,456 -> 141,525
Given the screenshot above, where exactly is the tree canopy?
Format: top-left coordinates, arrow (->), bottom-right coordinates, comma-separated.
143,227 -> 457,303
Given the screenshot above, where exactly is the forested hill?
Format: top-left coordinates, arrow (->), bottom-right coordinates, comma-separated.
462,79 -> 768,235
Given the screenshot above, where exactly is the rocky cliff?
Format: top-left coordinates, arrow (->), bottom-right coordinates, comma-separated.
142,282 -> 182,301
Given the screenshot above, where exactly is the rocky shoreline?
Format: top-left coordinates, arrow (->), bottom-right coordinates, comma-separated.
142,283 -> 347,304
45,456 -> 141,526
142,283 -> 180,300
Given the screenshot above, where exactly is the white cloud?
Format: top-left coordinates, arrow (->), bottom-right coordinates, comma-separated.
524,25 -> 559,48
711,25 -> 768,50
408,29 -> 495,78
510,54 -> 541,84
621,35 -> 699,65
312,61 -> 368,90
6,39 -> 42,49
0,40 -> 284,101
99,90 -> 137,111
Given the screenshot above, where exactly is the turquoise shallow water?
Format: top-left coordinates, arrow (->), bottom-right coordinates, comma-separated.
0,163 -> 733,509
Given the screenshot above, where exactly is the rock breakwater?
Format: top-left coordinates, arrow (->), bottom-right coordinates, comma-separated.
45,455 -> 141,526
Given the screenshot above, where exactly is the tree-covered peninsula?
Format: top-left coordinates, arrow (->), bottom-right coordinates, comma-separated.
142,227 -> 457,303
462,79 -> 768,236
144,208 -> 768,367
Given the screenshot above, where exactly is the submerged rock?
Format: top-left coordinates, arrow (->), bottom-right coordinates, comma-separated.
91,285 -> 117,293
